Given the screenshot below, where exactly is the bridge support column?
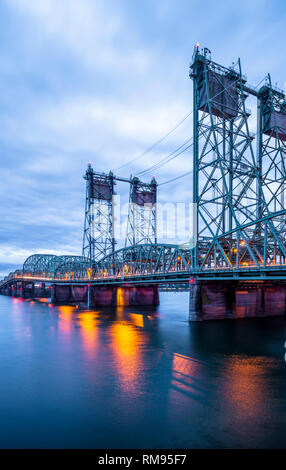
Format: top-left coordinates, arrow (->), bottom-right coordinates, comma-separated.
116,286 -> 159,306
51,285 -> 71,304
14,281 -> 21,297
21,281 -> 26,298
41,282 -> 46,297
189,281 -> 202,321
50,285 -> 55,303
87,285 -> 93,308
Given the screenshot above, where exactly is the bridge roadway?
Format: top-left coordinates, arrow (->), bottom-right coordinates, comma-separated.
1,263 -> 286,322
2,224 -> 286,320
2,263 -> 286,289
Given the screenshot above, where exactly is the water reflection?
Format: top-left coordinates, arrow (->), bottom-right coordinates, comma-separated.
111,321 -> 142,392
0,293 -> 286,448
224,355 -> 269,419
58,305 -> 74,335
78,311 -> 99,357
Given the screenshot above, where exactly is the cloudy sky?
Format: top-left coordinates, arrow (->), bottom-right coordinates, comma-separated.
0,0 -> 286,276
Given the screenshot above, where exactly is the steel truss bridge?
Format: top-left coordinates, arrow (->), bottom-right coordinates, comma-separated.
2,207 -> 286,291
2,46 -> 286,307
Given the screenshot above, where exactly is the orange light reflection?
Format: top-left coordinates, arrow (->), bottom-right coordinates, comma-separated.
78,311 -> 98,356
223,355 -> 268,419
58,305 -> 74,335
111,322 -> 141,392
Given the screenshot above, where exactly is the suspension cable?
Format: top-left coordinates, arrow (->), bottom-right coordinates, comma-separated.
136,137 -> 193,177
113,110 -> 193,172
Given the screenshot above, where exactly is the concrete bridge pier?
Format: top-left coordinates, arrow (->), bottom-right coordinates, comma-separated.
51,285 -> 55,303
87,284 -> 93,308
13,281 -> 22,297
189,280 -> 286,321
47,284 -> 160,308
189,281 -> 203,321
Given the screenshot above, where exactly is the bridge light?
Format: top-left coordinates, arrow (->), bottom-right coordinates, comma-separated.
123,264 -> 129,276
189,278 -> 195,284
239,240 -> 245,245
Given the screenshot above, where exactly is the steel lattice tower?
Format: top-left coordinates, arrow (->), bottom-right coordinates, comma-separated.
190,46 -> 265,269
125,176 -> 157,246
256,75 -> 286,263
257,76 -> 286,216
82,164 -> 115,262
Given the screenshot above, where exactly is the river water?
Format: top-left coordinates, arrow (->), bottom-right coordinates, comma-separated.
0,292 -> 285,449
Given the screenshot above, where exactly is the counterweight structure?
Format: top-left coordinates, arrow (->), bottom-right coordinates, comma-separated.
82,164 -> 115,262
125,176 -> 157,246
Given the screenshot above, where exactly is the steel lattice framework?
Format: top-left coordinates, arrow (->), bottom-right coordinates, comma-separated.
82,164 -> 115,262
4,209 -> 284,286
125,176 -> 157,247
23,254 -> 91,279
96,243 -> 190,278
189,46 -> 286,271
257,76 -> 286,242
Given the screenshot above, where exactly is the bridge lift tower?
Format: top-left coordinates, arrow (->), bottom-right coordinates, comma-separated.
125,176 -> 157,246
190,45 -> 266,269
257,76 -> 286,217
82,164 -> 115,262
82,164 -> 157,262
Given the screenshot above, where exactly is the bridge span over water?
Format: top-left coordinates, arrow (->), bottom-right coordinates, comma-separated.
2,46 -> 286,320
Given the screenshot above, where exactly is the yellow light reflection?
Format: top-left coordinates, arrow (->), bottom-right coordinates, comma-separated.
117,287 -> 129,306
78,312 -> 98,356
130,314 -> 144,328
58,305 -> 74,335
111,322 -> 141,391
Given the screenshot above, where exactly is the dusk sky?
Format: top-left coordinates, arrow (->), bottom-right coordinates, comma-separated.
1,0 -> 286,276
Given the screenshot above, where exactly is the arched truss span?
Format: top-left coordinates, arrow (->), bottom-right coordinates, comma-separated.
95,244 -> 192,278
23,254 -> 91,278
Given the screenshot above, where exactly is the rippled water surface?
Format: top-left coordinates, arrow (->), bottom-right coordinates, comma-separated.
0,293 -> 286,448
